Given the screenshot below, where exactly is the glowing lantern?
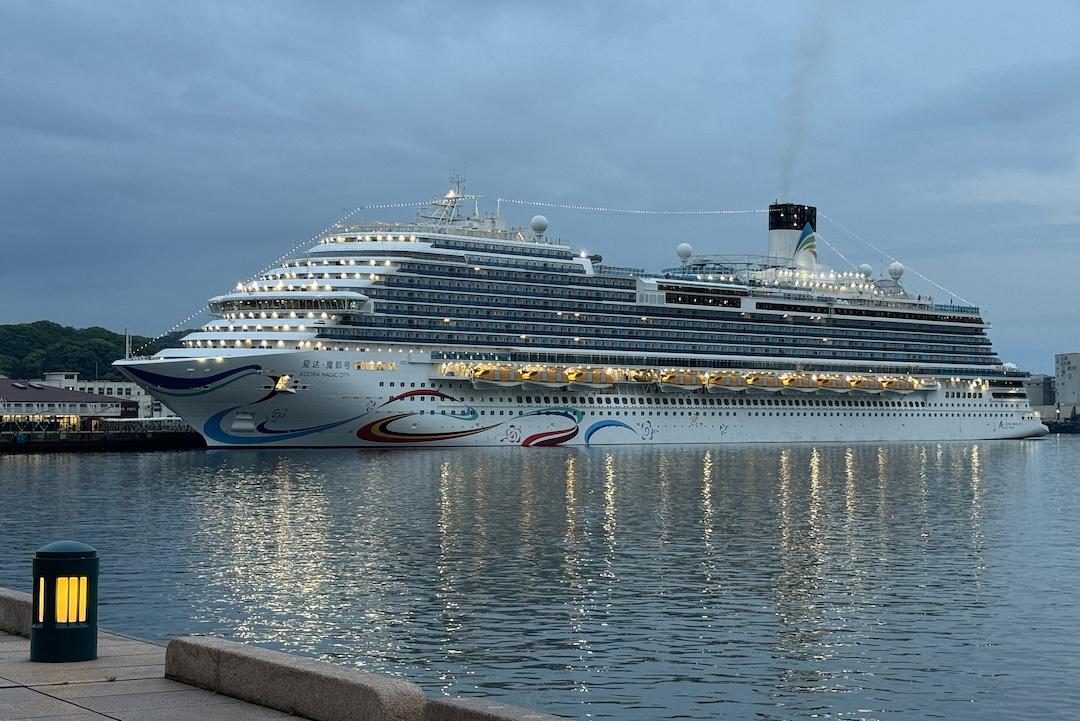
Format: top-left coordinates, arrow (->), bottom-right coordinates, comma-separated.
30,541 -> 98,662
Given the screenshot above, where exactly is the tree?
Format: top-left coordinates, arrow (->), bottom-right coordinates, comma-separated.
0,322 -> 193,380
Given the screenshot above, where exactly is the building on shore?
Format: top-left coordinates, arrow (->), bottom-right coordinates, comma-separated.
40,371 -> 175,418
1028,354 -> 1080,423
1024,374 -> 1055,407
1055,353 -> 1080,406
2,378 -> 200,450
0,378 -> 134,433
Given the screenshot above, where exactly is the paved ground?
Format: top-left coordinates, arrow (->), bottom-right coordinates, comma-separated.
0,630 -> 292,720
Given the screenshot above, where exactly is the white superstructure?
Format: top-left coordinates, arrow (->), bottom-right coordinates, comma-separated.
115,181 -> 1047,447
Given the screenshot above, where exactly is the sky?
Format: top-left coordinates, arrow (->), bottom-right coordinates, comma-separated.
2,1 -> 1078,373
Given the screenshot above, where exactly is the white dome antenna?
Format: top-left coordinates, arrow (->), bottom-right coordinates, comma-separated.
888,262 -> 904,282
677,243 -> 693,267
858,263 -> 873,278
530,215 -> 548,241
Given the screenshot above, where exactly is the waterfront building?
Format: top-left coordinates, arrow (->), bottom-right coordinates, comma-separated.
1024,374 -> 1055,407
0,378 -> 133,434
1054,353 -> 1080,405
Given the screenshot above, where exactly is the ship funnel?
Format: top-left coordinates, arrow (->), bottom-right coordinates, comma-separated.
768,203 -> 818,268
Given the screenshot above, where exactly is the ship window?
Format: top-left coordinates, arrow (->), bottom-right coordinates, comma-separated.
517,396 -> 523,403
544,397 -> 550,403
379,382 -> 384,386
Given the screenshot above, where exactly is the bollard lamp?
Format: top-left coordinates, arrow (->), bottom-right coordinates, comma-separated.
30,540 -> 99,663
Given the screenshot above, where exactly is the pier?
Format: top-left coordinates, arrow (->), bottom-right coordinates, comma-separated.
0,588 -> 564,721
2,429 -> 204,453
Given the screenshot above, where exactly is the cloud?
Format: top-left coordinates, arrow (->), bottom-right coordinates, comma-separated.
921,163 -> 1080,222
895,57 -> 1080,132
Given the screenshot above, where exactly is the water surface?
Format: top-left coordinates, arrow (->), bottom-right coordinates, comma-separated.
2,439 -> 1078,719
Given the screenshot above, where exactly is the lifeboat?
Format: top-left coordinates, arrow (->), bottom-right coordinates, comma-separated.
566,367 -> 614,390
472,365 -> 522,389
916,378 -> 940,390
706,371 -> 747,393
660,370 -> 703,392
627,368 -> 658,383
745,373 -> 781,392
847,376 -> 882,393
881,377 -> 915,393
780,373 -> 815,392
520,368 -> 568,390
814,375 -> 847,392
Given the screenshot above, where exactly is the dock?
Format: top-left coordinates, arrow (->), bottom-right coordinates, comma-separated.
2,430 -> 205,453
0,588 -> 564,721
0,629 -> 290,720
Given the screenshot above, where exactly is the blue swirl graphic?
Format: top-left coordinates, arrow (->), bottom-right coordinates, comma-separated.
584,419 -> 635,445
124,364 -> 262,391
203,406 -> 367,445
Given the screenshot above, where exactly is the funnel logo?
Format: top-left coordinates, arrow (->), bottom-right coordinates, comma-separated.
795,223 -> 818,260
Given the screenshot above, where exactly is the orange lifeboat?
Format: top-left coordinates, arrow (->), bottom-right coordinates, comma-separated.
780,373 -> 815,392
660,370 -> 703,392
707,371 -> 747,393
745,373 -> 781,392
814,375 -> 846,392
881,377 -> 915,393
520,368 -> 568,390
566,367 -> 614,390
847,376 -> 882,393
472,365 -> 522,388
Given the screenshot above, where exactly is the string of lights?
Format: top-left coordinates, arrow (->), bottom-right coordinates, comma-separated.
819,212 -> 972,305
498,198 -> 767,216
813,232 -> 856,270
132,306 -> 209,355
247,200 -> 429,281
134,200 -> 430,354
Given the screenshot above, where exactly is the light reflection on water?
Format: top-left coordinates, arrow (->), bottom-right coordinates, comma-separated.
2,440 -> 1079,719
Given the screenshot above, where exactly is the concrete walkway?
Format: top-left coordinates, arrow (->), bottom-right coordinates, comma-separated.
0,630 -> 291,720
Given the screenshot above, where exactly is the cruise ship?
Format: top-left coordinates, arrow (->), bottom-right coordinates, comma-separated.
115,180 -> 1047,447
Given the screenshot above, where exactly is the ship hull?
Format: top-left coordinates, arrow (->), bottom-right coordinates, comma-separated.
116,348 -> 1048,448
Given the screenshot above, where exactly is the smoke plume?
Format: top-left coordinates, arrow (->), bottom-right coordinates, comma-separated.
779,1 -> 833,202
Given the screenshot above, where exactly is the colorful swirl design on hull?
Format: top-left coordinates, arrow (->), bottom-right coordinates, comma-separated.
203,406 -> 368,445
201,387 -> 590,446
356,414 -> 502,443
522,426 -> 580,446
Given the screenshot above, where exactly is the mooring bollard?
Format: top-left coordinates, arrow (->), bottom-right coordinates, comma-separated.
30,540 -> 99,662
